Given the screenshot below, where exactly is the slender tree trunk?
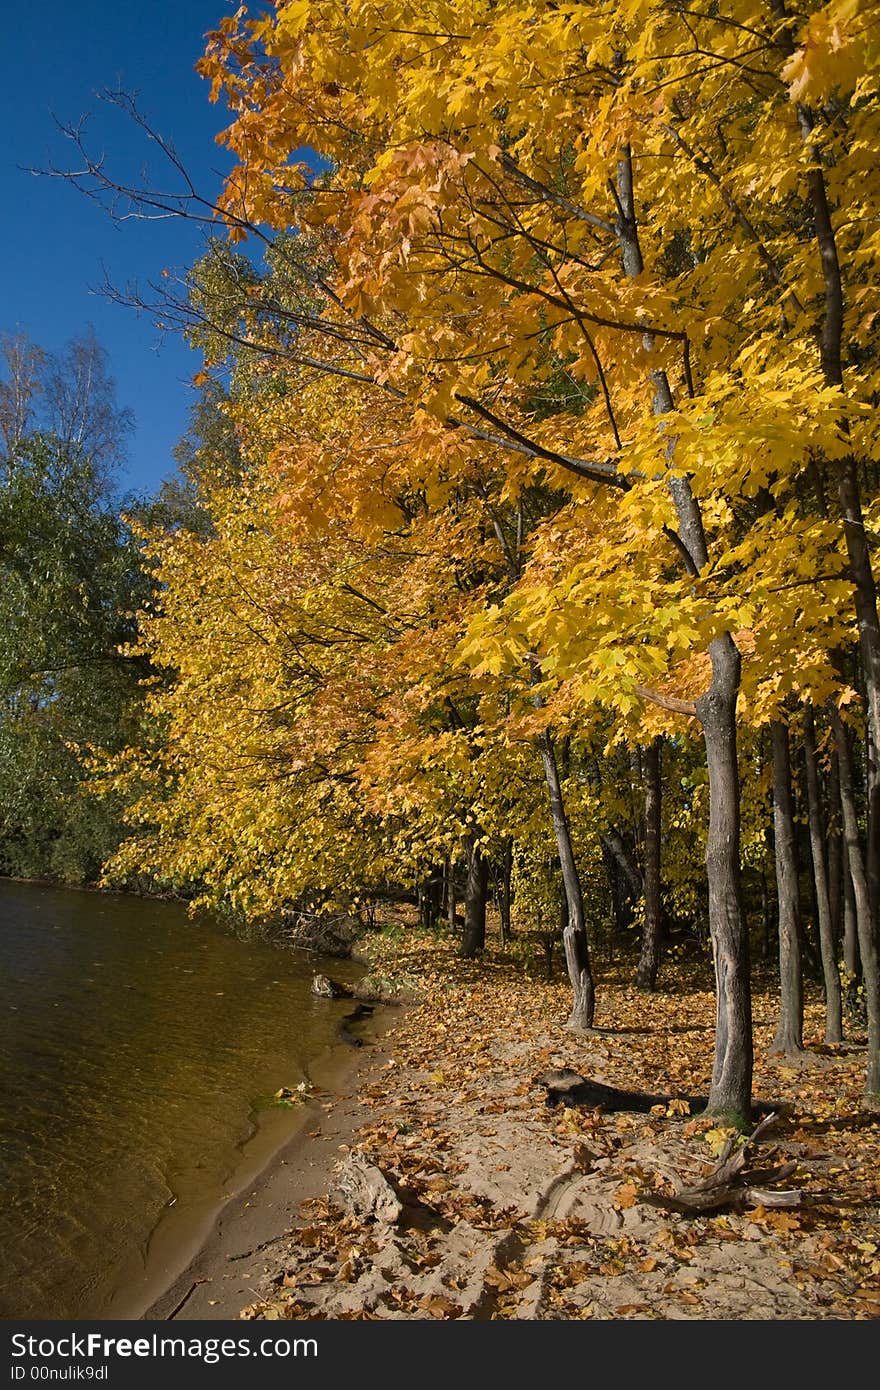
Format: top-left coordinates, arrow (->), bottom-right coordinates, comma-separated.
499,837 -> 513,944
696,635 -> 753,1120
829,705 -> 880,1097
842,858 -> 862,1020
781,15 -> 880,922
424,869 -> 442,929
801,865 -> 823,980
604,827 -> 643,902
637,737 -> 663,990
601,839 -> 629,935
461,838 -> 488,959
769,721 -> 804,1054
445,856 -> 457,935
600,830 -> 640,933
794,85 -> 880,1097
613,148 -> 752,1119
803,708 -> 843,1042
827,751 -> 843,949
837,457 -> 880,916
538,729 -> 595,1029
760,871 -> 772,961
670,475 -> 752,1115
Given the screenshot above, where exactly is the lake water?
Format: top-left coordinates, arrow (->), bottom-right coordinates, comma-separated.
0,880 -> 364,1319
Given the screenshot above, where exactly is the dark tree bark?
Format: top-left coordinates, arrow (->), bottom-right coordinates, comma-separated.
829,705 -> 880,1097
421,870 -> 442,930
794,87 -> 880,1098
445,856 -> 458,935
774,4 -> 880,926
761,870 -> 772,962
827,750 -> 843,949
637,737 -> 663,991
538,729 -> 595,1029
600,829 -> 641,934
602,838 -> 631,935
461,838 -> 488,959
602,826 -> 642,933
842,858 -> 862,1018
499,837 -> 513,944
769,721 -> 804,1055
803,708 -> 843,1042
604,827 -> 643,902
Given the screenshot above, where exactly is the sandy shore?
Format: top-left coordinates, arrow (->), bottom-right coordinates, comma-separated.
140,935 -> 880,1322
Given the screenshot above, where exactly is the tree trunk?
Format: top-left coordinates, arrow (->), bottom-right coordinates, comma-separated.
769,721 -> 804,1055
669,491 -> 752,1117
790,83 -> 880,926
803,708 -> 843,1042
445,856 -> 458,935
829,705 -> 880,1098
601,838 -> 631,936
461,839 -> 488,959
637,737 -> 663,991
499,837 -> 513,944
837,459 -> 880,919
696,634 -> 753,1122
600,828 -> 641,936
615,147 -> 751,1119
794,100 -> 880,1093
603,827 -> 643,903
827,750 -> 843,949
842,857 -> 862,1020
761,871 -> 772,961
422,870 -> 442,930
538,729 -> 595,1029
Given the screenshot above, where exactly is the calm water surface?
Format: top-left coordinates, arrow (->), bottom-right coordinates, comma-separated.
0,880 -> 363,1319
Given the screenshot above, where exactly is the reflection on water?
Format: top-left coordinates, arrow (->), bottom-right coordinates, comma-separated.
0,880 -> 361,1319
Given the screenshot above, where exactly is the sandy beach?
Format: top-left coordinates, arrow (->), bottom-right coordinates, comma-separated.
137,933 -> 880,1322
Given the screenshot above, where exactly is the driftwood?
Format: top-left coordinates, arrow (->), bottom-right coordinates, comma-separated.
645,1113 -> 801,1216
539,1073 -> 800,1215
335,1153 -> 402,1225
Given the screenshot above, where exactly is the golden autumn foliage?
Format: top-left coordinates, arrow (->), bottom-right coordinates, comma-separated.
90,0 -> 880,1106
190,0 -> 879,728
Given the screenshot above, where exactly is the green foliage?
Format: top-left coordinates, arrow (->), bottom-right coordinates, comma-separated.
0,336 -> 154,883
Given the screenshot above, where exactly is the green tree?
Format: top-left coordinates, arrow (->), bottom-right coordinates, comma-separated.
0,333 -> 150,882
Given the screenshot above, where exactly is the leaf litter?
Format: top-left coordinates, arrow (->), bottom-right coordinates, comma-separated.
238,931 -> 880,1321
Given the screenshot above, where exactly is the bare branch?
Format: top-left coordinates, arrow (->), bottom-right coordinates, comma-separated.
635,686 -> 698,718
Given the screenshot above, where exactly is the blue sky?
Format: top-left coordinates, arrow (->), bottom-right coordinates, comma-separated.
2,1 -> 245,498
